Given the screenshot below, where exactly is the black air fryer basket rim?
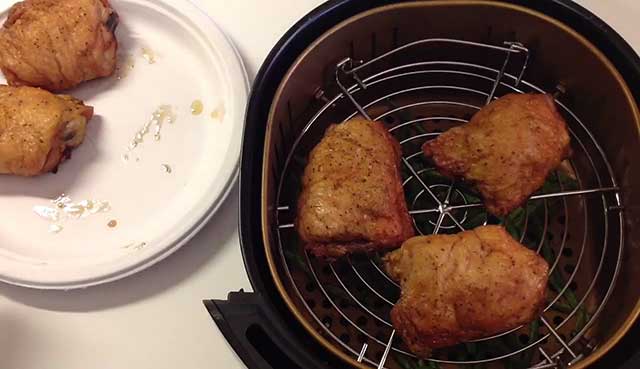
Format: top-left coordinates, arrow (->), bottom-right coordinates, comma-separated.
235,0 -> 640,368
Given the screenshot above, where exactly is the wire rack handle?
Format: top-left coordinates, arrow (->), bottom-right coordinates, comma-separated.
335,38 -> 530,122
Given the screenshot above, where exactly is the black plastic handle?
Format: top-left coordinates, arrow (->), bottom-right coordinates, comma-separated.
204,290 -> 339,369
208,290 -> 640,369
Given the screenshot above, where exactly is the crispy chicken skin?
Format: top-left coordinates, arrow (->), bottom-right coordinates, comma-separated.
0,0 -> 119,91
384,225 -> 549,357
297,118 -> 414,259
423,94 -> 571,216
0,85 -> 93,176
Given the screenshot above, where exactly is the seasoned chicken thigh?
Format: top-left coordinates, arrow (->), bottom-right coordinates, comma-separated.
0,0 -> 118,91
423,94 -> 571,216
0,85 -> 93,176
297,117 -> 414,259
384,225 -> 549,357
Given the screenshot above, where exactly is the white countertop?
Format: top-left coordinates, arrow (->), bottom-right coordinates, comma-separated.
1,1 -> 638,369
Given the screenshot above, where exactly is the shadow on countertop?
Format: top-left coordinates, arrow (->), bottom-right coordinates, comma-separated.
0,183 -> 240,312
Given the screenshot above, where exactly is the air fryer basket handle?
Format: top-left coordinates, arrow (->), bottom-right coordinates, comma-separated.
204,290 -> 332,369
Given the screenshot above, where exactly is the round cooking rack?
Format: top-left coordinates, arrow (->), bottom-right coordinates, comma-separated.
274,39 -> 624,369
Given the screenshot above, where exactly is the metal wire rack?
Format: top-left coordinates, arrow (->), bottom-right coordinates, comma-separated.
272,38 -> 624,369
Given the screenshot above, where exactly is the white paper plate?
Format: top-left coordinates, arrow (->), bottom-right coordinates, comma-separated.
0,0 -> 248,288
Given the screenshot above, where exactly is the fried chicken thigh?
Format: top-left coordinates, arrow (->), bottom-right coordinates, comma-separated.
0,85 -> 93,176
0,0 -> 119,91
297,118 -> 414,259
423,94 -> 571,215
384,225 -> 548,357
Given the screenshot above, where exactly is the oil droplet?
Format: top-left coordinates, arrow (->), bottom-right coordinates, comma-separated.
125,105 -> 175,156
108,219 -> 118,228
116,53 -> 135,80
34,195 -> 111,232
64,204 -> 85,218
210,103 -> 226,121
141,47 -> 156,64
123,242 -> 147,250
89,201 -> 111,214
34,206 -> 60,221
122,153 -> 129,162
161,164 -> 172,173
191,100 -> 203,115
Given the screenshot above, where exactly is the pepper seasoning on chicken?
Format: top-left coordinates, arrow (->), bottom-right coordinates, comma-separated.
384,225 -> 549,357
0,0 -> 119,91
0,85 -> 93,176
297,117 -> 414,259
423,93 -> 571,216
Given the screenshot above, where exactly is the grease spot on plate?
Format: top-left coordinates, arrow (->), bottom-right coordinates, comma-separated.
123,242 -> 147,251
210,103 -> 225,121
125,105 -> 176,157
33,195 -> 111,233
141,47 -> 156,64
48,224 -> 63,234
115,53 -> 135,79
190,100 -> 203,115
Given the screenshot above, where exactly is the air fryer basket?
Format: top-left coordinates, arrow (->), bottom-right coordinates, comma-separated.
258,1 -> 640,369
